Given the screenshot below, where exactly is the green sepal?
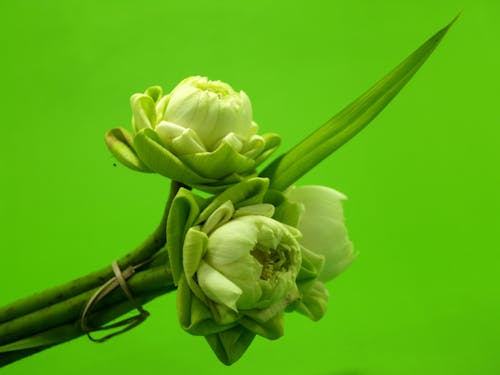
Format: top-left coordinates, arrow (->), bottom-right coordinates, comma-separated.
296,246 -> 325,283
104,128 -> 151,172
253,133 -> 281,166
180,142 -> 255,179
204,326 -> 256,366
177,275 -> 237,336
272,193 -> 304,227
195,178 -> 269,225
167,188 -> 200,285
239,312 -> 284,340
289,280 -> 329,322
144,85 -> 163,103
263,189 -> 285,207
191,172 -> 258,194
182,227 -> 208,279
134,128 -> 216,186
261,15 -> 460,191
131,93 -> 156,133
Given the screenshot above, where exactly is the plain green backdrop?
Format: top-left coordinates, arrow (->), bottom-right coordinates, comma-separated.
0,0 -> 499,374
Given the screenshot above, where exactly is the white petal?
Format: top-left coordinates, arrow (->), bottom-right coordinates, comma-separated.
155,121 -> 184,140
206,219 -> 258,265
215,132 -> 243,153
197,260 -> 242,312
156,121 -> 206,154
287,185 -> 356,281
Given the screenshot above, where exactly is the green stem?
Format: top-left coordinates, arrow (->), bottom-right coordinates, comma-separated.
0,251 -> 172,347
0,288 -> 171,367
0,181 -> 183,324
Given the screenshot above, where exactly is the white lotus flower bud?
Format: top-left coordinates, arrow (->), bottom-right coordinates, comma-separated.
287,185 -> 357,281
160,76 -> 255,151
197,214 -> 302,312
106,77 -> 280,192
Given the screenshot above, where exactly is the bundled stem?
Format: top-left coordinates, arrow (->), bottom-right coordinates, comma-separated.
0,251 -> 175,366
0,182 -> 187,367
0,181 -> 182,324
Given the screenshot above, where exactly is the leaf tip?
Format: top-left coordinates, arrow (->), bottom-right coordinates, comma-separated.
445,10 -> 463,31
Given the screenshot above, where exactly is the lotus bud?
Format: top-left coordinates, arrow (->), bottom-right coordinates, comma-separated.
286,185 -> 357,281
105,77 -> 280,192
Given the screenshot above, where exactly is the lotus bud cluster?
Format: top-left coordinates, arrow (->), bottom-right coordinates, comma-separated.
166,178 -> 355,364
104,76 -> 357,365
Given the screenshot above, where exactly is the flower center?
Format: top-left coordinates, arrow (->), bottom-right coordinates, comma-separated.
251,246 -> 289,281
193,80 -> 232,98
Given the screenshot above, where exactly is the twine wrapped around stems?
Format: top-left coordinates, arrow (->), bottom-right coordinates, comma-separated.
80,260 -> 151,342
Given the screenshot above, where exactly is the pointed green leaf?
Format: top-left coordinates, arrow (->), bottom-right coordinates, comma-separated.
261,14 -> 460,191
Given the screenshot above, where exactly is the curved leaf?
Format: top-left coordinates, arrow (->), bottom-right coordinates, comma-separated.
261,14 -> 460,191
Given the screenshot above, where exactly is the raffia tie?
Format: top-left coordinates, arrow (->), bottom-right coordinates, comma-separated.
80,260 -> 150,343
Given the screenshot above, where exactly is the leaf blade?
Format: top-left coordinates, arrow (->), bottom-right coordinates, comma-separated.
261,14 -> 460,191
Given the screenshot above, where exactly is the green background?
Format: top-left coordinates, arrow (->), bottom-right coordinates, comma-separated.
1,0 -> 499,374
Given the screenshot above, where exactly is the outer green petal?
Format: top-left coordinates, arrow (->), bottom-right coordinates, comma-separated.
144,85 -> 163,103
104,128 -> 151,172
182,227 -> 208,278
273,197 -> 304,227
254,133 -> 281,166
177,275 -> 237,336
239,311 -> 284,340
241,134 -> 265,158
195,178 -> 269,224
205,326 -> 255,366
130,93 -> 156,132
134,128 -> 216,186
191,172 -> 257,193
293,280 -> 329,321
201,200 -> 234,234
296,245 -> 325,283
180,142 -> 255,179
167,188 -> 200,285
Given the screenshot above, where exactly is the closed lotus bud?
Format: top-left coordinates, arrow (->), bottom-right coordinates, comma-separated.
105,77 -> 280,192
286,185 -> 357,281
159,76 -> 255,151
180,200 -> 302,329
